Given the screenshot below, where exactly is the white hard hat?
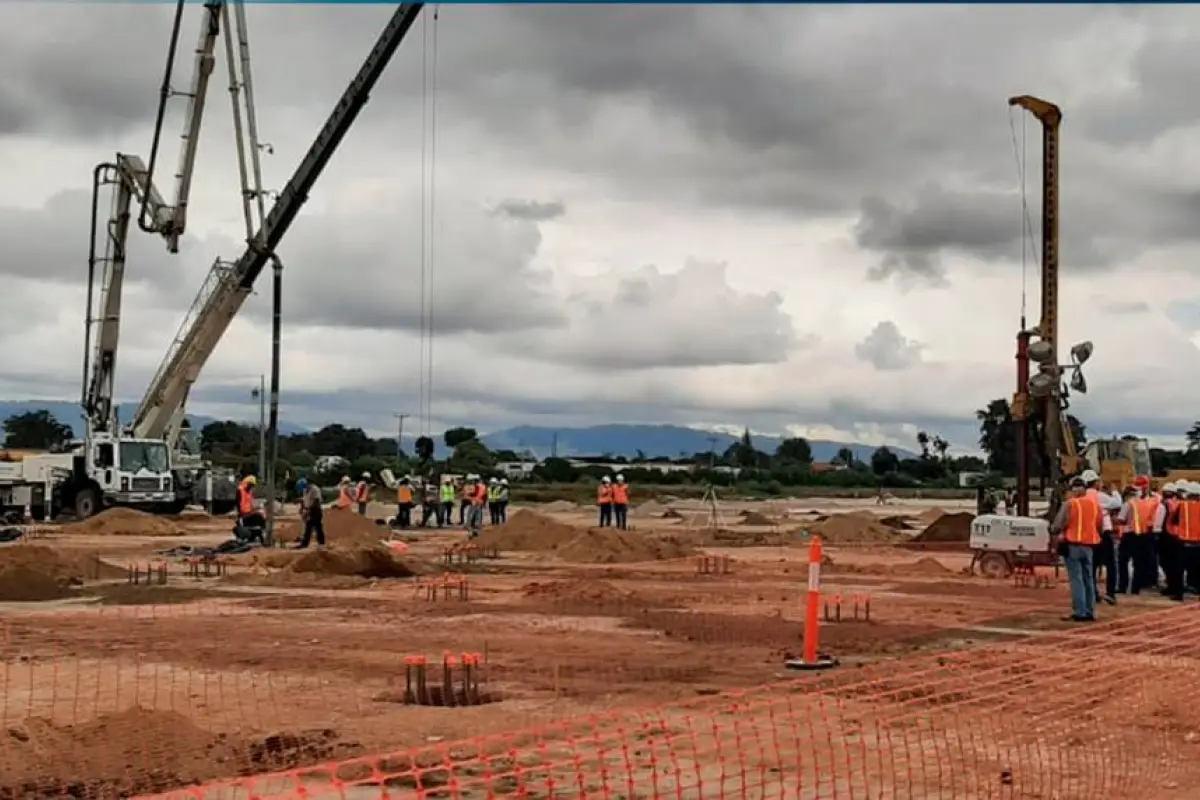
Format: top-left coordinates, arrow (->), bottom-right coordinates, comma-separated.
601,476 -> 611,483
341,475 -> 351,483
1102,493 -> 1123,512
615,474 -> 625,482
1163,482 -> 1178,493
1184,482 -> 1199,496
361,472 -> 370,479
467,473 -> 479,481
500,478 -> 508,485
489,477 -> 498,484
1080,469 -> 1100,484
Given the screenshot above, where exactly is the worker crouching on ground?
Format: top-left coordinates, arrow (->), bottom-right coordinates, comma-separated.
395,476 -> 414,529
487,478 -> 502,525
465,474 -> 486,538
597,476 -> 613,527
297,478 -> 326,549
1116,482 -> 1157,594
354,472 -> 371,515
236,475 -> 265,531
1166,481 -> 1200,600
612,474 -> 630,530
439,476 -> 455,526
1051,476 -> 1103,622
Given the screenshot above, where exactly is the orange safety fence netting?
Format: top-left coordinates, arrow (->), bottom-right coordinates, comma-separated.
122,603 -> 1200,800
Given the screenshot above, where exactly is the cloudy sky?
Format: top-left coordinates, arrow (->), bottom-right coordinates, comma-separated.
2,3 -> 1200,453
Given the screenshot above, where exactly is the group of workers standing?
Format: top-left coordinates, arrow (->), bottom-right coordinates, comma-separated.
1051,469 -> 1200,622
596,474 -> 631,530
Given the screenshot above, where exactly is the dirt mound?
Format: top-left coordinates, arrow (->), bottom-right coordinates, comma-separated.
914,512 -> 974,543
556,528 -> 694,564
879,514 -> 917,531
540,500 -> 578,513
739,510 -> 774,526
0,707 -> 360,798
61,508 -> 184,537
478,510 -> 580,551
797,512 -> 900,544
918,506 -> 949,525
636,500 -> 668,517
662,507 -> 684,520
0,545 -> 124,601
234,544 -> 419,588
521,578 -> 639,604
889,557 -> 955,576
273,507 -> 389,548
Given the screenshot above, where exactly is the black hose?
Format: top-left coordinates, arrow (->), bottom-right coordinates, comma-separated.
137,0 -> 187,234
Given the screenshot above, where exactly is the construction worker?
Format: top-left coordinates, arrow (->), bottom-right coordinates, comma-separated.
1050,476 -> 1103,622
465,474 -> 486,538
1081,470 -> 1118,605
458,477 -> 471,526
497,478 -> 510,524
294,474 -> 308,504
1115,485 -> 1144,594
1167,482 -> 1200,600
487,477 -> 502,526
395,475 -> 414,529
236,474 -> 265,530
597,476 -> 613,527
354,472 -> 371,515
439,475 -> 455,527
297,478 -> 326,549
1157,483 -> 1182,599
612,474 -> 630,531
335,476 -> 354,510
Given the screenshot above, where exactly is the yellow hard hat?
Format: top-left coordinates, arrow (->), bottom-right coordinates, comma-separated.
243,475 -> 257,486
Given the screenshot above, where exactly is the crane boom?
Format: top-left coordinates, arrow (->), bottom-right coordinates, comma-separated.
130,3 -> 425,441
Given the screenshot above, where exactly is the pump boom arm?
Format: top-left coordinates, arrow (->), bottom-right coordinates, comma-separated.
130,3 -> 425,441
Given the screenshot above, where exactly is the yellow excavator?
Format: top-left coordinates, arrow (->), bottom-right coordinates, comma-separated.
1082,436 -> 1200,489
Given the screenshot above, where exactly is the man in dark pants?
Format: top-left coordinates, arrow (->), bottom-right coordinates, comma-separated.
296,480 -> 326,549
1167,482 -> 1200,598
1115,486 -> 1142,594
458,478 -> 471,526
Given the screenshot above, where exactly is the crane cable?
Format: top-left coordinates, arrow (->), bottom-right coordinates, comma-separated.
1007,107 -> 1040,329
416,7 -> 441,439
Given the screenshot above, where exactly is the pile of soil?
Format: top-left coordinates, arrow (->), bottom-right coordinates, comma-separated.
918,506 -> 949,525
662,507 -> 684,520
794,512 -> 900,544
555,528 -> 694,564
889,557 -> 955,577
478,510 -> 579,552
636,500 -> 668,517
739,510 -> 774,526
61,508 -> 183,537
0,545 -> 124,602
540,500 -> 578,513
878,515 -> 917,531
273,508 -> 387,548
0,707 -> 361,798
231,544 -> 421,588
521,578 -> 639,604
914,512 -> 974,543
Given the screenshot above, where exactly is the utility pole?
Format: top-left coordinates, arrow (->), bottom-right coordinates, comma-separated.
706,436 -> 719,470
393,412 -> 409,467
250,375 -> 265,479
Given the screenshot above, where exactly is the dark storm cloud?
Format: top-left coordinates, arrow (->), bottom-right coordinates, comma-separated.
853,321 -> 924,371
495,199 -> 565,222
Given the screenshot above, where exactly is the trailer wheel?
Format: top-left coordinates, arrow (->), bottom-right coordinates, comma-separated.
74,487 -> 101,520
977,552 -> 1013,579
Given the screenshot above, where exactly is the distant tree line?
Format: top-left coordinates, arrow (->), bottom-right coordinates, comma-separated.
7,404 -> 1200,493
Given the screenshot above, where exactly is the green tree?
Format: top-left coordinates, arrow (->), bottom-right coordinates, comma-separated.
774,437 -> 813,465
871,446 -> 900,476
834,446 -> 856,467
2,410 -> 74,449
976,398 -> 1017,475
916,431 -> 931,459
533,457 -> 579,483
450,438 -> 496,474
443,427 -> 478,449
1187,422 -> 1200,453
932,435 -> 950,461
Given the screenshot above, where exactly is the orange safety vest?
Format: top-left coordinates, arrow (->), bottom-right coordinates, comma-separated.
336,486 -> 353,508
1063,496 -> 1101,546
1125,498 -> 1155,535
612,484 -> 629,504
355,481 -> 369,503
598,484 -> 613,504
237,485 -> 255,516
397,485 -> 413,503
1176,500 -> 1200,544
1165,499 -> 1181,537
471,483 -> 488,506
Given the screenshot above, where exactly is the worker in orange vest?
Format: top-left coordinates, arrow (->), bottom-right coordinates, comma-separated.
236,474 -> 265,531
1155,483 -> 1180,597
354,472 -> 371,515
597,476 -> 614,527
1081,470 -> 1118,605
335,476 -> 354,510
1166,482 -> 1200,601
465,474 -> 487,538
1050,476 -> 1103,622
611,474 -> 630,531
1117,478 -> 1156,594
395,476 -> 414,529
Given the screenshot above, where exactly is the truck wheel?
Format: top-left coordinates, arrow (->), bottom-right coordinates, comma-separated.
977,552 -> 1012,579
74,487 -> 101,520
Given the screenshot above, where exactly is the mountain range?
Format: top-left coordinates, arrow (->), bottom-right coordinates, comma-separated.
0,401 -> 915,462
